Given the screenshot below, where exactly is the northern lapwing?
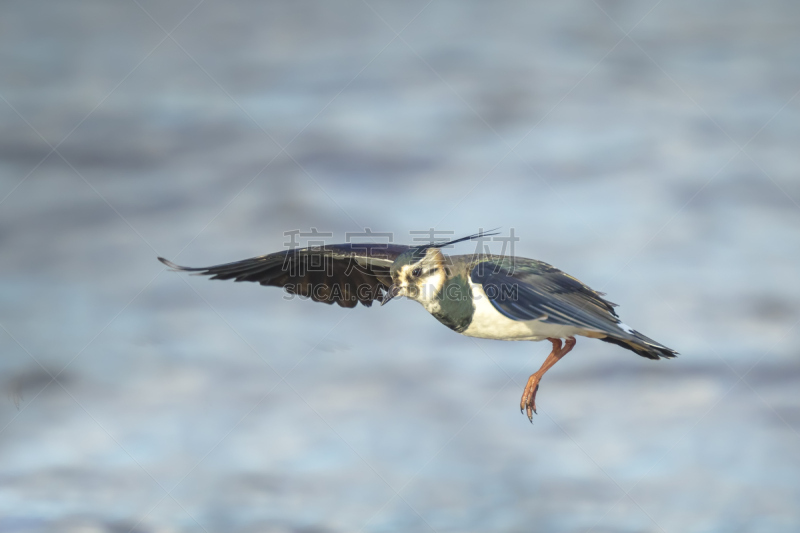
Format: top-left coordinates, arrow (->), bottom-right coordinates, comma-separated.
159,231 -> 676,421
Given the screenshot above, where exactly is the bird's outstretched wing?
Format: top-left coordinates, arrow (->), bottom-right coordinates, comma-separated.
159,243 -> 410,308
470,258 -> 676,359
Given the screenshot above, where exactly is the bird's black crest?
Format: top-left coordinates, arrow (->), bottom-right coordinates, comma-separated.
431,228 -> 501,248
410,228 -> 501,259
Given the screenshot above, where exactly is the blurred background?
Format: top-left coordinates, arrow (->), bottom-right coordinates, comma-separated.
1,1 -> 799,531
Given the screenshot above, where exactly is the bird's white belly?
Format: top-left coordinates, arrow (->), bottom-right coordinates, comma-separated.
461,282 -> 586,341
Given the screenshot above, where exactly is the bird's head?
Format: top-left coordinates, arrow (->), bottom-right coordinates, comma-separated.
380,230 -> 499,307
383,246 -> 447,307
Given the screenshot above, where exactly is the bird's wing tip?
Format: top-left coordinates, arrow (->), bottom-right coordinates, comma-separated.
158,257 -> 188,271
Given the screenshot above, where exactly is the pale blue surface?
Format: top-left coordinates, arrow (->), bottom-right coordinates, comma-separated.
1,1 -> 799,532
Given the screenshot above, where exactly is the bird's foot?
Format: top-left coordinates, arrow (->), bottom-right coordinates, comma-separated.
520,374 -> 541,422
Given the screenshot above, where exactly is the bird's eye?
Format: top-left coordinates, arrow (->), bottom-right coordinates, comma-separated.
412,268 -> 422,277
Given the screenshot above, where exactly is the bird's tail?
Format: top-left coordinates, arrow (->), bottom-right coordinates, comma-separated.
601,328 -> 677,360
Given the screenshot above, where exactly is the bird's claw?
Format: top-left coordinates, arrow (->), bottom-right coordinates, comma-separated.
520,379 -> 540,423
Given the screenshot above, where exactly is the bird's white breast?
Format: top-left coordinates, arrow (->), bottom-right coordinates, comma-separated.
461,282 -> 587,341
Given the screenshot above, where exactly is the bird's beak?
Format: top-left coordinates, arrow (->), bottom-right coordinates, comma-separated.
381,284 -> 400,306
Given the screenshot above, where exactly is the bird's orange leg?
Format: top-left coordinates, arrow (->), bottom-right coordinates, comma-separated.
520,336 -> 576,422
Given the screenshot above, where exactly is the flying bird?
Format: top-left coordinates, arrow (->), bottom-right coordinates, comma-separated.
158,231 -> 676,421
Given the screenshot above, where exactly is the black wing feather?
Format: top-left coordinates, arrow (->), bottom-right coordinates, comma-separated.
158,243 -> 409,308
471,262 -> 619,331
471,259 -> 677,360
